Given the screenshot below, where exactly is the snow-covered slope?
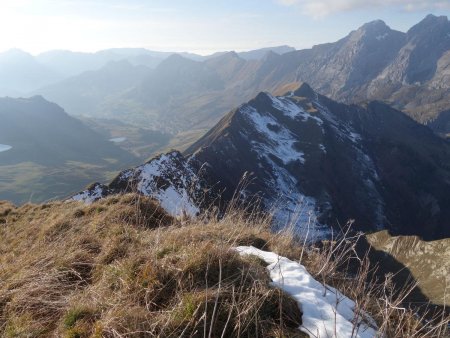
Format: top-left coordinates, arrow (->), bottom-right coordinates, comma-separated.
236,246 -> 378,338
71,151 -> 208,218
71,183 -> 111,204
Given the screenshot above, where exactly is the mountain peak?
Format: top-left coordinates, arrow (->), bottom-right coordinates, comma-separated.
227,50 -> 240,58
213,51 -> 241,61
253,91 -> 274,105
355,19 -> 394,39
293,82 -> 316,98
408,14 -> 449,35
271,82 -> 317,98
361,19 -> 389,30
156,53 -> 197,70
0,48 -> 35,62
424,14 -> 448,22
262,50 -> 281,62
164,53 -> 189,62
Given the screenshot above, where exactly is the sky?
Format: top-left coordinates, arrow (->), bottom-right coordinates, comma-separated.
0,0 -> 449,55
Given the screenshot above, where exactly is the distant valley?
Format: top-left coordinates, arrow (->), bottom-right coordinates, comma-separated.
0,96 -> 140,204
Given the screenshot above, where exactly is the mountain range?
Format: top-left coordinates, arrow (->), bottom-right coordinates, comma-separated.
0,46 -> 294,97
27,15 -> 450,148
4,15 -> 450,234
73,84 -> 450,241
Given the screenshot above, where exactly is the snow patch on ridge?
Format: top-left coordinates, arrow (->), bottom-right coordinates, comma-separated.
236,246 -> 378,338
270,95 -> 323,125
242,105 -> 304,165
71,183 -> 108,204
240,99 -> 329,240
0,144 -> 12,153
70,152 -> 201,218
135,153 -> 200,217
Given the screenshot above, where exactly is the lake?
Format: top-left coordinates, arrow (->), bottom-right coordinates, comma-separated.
109,137 -> 127,143
0,144 -> 12,152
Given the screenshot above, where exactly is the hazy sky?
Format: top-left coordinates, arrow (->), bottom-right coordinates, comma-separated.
0,0 -> 449,55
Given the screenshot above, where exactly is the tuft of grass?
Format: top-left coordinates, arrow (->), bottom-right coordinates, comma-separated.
63,307 -> 97,329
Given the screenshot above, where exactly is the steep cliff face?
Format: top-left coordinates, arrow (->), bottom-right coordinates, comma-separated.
367,230 -> 450,305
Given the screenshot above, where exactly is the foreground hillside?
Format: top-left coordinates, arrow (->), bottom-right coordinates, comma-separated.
0,196 -> 448,337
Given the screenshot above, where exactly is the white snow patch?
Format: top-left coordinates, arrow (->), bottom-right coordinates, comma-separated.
319,144 -> 327,154
70,152 -> 201,218
109,137 -> 127,143
135,153 -> 200,218
349,131 -> 362,143
375,33 -> 389,41
240,99 -> 330,240
236,246 -> 378,338
156,185 -> 199,218
242,105 -> 304,165
271,95 -> 323,125
71,184 -> 105,204
0,144 -> 12,153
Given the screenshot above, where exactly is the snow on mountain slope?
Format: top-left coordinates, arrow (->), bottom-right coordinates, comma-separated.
71,183 -> 111,204
71,151 -> 205,218
129,152 -> 200,217
236,246 -> 378,338
186,84 -> 389,238
238,95 -> 330,239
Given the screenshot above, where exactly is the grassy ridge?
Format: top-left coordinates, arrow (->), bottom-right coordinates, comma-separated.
0,195 -> 448,337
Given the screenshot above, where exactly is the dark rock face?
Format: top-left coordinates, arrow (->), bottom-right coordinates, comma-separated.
186,85 -> 450,240
73,86 -> 450,240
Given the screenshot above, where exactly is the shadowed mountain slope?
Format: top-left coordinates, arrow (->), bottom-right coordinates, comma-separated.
74,85 -> 450,240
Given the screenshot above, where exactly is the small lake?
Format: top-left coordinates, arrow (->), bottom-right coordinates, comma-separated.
0,144 -> 12,153
109,137 -> 127,143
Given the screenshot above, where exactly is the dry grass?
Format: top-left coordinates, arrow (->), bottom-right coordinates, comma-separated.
0,195 -> 448,337
0,194 -> 305,337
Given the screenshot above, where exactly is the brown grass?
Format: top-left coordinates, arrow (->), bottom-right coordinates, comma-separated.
0,194 -> 448,337
0,194 -> 305,337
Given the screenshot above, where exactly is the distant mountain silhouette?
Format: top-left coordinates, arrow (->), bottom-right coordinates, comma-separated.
30,16 -> 450,140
